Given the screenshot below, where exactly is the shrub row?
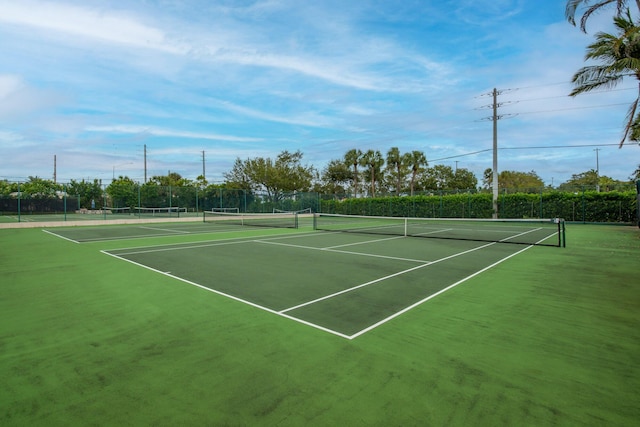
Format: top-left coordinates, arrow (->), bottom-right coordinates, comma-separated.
319,190 -> 638,223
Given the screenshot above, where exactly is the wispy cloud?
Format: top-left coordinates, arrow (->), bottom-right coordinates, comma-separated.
0,74 -> 64,120
0,0 -> 446,93
0,0 -> 186,53
85,125 -> 263,143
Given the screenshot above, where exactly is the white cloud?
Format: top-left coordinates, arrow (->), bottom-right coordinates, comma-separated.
85,125 -> 263,143
0,74 -> 64,120
209,98 -> 339,128
0,1 -> 447,93
0,74 -> 23,97
0,0 -> 186,54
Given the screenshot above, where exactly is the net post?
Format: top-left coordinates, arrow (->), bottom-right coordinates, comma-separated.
555,218 -> 566,248
404,217 -> 408,237
313,213 -> 317,230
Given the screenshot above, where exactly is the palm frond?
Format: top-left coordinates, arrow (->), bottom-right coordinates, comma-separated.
570,66 -> 626,94
566,1 -> 634,32
620,93 -> 639,145
580,1 -> 621,32
565,0 -> 582,26
619,85 -> 640,147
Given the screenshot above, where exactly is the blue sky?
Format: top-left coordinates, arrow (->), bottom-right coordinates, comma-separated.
0,0 -> 638,185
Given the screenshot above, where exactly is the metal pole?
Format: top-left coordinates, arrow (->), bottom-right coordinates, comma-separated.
594,148 -> 600,192
202,150 -> 206,181
492,88 -> 499,219
17,182 -> 21,222
144,144 -> 147,183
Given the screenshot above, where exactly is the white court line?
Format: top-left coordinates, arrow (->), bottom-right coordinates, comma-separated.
100,249 -> 352,340
412,228 -> 453,237
100,230 -> 549,340
45,227 -> 248,244
5,216 -> 32,222
279,241 -> 498,314
110,238 -> 257,256
42,229 -> 81,243
105,230 -> 319,255
348,244 -> 534,339
499,227 -> 543,242
86,225 -> 271,242
324,235 -> 405,249
255,239 -> 431,263
139,226 -> 191,234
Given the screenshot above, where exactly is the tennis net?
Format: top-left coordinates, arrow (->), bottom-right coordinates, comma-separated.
314,213 -> 565,247
203,211 -> 298,229
134,206 -> 187,217
102,206 -> 131,214
211,207 -> 240,213
273,207 -> 312,214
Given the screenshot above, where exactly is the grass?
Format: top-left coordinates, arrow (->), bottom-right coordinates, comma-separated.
1,223 -> 639,425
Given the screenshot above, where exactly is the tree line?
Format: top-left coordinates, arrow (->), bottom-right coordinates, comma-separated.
223,148 -> 481,198
1,146 -> 638,210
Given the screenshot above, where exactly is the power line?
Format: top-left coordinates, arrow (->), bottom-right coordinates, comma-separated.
429,142 -> 633,162
508,81 -> 571,90
509,102 -> 629,116
430,149 -> 492,162
500,143 -> 626,150
505,87 -> 636,103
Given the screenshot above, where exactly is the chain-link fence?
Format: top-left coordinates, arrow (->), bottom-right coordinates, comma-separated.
1,182 -> 637,225
0,182 -> 321,223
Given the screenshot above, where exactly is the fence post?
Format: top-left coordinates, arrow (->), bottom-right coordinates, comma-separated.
63,184 -> 67,221
582,186 -> 586,223
17,182 -> 21,222
103,184 -> 107,220
539,187 -> 543,218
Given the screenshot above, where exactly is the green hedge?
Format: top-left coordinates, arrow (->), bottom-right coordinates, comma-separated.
319,190 -> 637,223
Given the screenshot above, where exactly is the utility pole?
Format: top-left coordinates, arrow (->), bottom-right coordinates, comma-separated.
492,88 -> 499,218
479,88 -> 515,219
144,144 -> 147,183
594,148 -> 600,192
202,150 -> 206,181
53,155 -> 57,183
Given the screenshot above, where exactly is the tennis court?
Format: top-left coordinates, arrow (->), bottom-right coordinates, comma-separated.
6,217 -> 640,426
46,214 -> 563,338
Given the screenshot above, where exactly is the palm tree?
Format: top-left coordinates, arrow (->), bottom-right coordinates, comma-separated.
403,150 -> 427,196
344,149 -> 362,197
566,0 -> 640,32
360,149 -> 384,197
385,147 -> 405,195
570,9 -> 640,146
